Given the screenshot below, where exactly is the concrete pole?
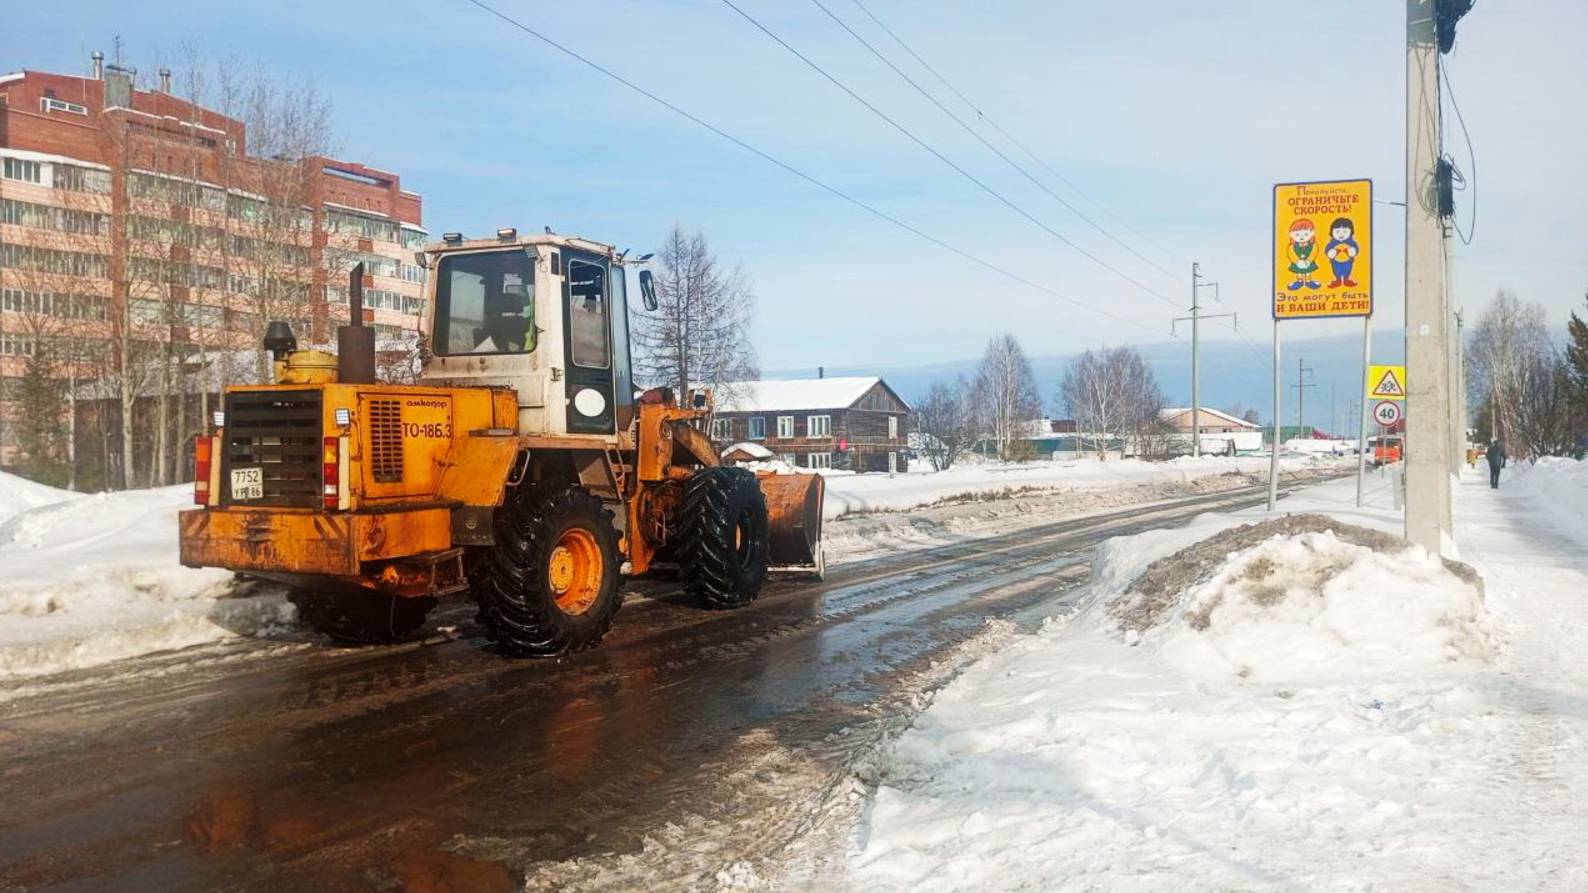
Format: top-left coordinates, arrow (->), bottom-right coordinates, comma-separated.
1191,262 -> 1200,458
1405,0 -> 1454,553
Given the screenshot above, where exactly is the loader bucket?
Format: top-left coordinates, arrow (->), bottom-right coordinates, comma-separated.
756,472 -> 826,578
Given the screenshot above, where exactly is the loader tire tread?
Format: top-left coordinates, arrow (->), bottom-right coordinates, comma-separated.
471,484 -> 622,658
679,466 -> 770,609
288,589 -> 436,645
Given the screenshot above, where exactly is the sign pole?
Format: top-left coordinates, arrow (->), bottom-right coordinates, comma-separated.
1191,263 -> 1200,458
1268,320 -> 1282,511
1356,313 -> 1371,507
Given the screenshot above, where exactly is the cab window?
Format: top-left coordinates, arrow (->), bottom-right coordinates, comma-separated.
566,258 -> 610,368
433,249 -> 535,355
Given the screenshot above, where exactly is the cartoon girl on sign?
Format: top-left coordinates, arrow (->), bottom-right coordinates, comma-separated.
1325,216 -> 1360,288
1285,218 -> 1321,291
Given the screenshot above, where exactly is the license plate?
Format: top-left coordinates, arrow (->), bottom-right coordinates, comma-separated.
230,467 -> 264,500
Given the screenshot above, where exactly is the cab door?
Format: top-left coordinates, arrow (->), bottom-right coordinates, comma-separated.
562,253 -> 616,434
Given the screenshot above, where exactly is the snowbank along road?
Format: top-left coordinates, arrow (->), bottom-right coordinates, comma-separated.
0,471 -> 1342,891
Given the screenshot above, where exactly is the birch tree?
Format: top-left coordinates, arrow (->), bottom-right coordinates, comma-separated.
1467,290 -> 1552,454
631,224 -> 758,402
1060,345 -> 1165,460
973,333 -> 1041,461
915,377 -> 974,471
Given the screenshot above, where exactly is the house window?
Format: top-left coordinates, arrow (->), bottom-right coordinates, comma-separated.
780,453 -> 796,465
776,416 -> 794,438
711,418 -> 733,441
2,157 -> 42,184
888,416 -> 898,439
807,414 -> 832,438
748,417 -> 766,440
807,452 -> 832,470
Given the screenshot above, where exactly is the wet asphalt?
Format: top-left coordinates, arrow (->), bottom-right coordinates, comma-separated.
0,482 -> 1302,892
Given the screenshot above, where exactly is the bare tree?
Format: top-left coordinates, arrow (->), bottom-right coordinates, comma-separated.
915,377 -> 973,471
632,224 -> 758,401
973,333 -> 1041,461
1467,290 -> 1553,455
1060,345 -> 1165,460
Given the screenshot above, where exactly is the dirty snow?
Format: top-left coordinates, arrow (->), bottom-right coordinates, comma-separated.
0,472 -> 290,680
850,466 -> 1588,891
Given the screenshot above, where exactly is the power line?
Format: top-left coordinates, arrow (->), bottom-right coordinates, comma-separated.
718,0 -> 1183,311
810,0 -> 1183,290
1439,54 -> 1477,245
846,0 -> 1189,276
456,0 -> 1168,338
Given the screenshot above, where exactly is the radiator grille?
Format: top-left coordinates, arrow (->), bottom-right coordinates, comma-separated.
221,390 -> 322,508
368,399 -> 404,483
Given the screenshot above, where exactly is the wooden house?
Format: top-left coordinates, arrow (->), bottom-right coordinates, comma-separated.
709,377 -> 911,473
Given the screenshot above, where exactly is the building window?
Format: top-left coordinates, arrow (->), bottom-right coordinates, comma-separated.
888,416 -> 898,439
710,418 -> 733,441
779,453 -> 796,465
776,415 -> 794,439
55,165 -> 112,194
40,97 -> 88,115
2,157 -> 42,184
807,414 -> 832,438
748,417 -> 766,440
807,452 -> 832,470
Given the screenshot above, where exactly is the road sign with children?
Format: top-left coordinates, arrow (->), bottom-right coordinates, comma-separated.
1368,364 -> 1406,400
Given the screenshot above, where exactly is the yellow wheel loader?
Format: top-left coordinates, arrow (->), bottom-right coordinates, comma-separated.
179,229 -> 824,655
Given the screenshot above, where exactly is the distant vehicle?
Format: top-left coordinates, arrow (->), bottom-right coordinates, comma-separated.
1369,435 -> 1403,467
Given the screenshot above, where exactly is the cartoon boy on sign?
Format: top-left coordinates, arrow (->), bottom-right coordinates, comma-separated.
1324,216 -> 1360,288
1285,218 -> 1321,291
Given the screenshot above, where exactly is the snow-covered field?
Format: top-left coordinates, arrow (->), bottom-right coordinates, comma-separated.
0,473 -> 291,680
819,454 -> 1333,519
849,464 -> 1588,891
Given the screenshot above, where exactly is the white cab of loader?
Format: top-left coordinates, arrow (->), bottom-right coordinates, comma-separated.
417,230 -> 655,439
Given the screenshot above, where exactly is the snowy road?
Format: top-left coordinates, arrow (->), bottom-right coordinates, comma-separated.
0,477 -> 1339,892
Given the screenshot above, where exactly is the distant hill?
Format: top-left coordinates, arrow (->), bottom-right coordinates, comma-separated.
766,329 -> 1406,434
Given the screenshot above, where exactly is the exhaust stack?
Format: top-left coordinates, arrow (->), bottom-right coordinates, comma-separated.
337,262 -> 376,384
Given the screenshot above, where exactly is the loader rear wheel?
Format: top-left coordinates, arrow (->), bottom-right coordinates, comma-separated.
473,484 -> 622,657
679,466 -> 770,609
287,589 -> 436,645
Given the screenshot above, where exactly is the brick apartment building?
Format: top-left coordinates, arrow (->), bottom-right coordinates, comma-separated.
0,54 -> 427,471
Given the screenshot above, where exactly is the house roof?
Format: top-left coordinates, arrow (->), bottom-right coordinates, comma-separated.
715,377 -> 905,413
1161,407 -> 1258,429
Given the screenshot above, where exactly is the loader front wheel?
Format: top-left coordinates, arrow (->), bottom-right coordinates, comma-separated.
473,485 -> 623,657
287,589 -> 436,645
679,466 -> 770,609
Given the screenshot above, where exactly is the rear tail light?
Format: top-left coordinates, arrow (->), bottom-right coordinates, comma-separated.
323,436 -> 339,510
194,435 -> 214,505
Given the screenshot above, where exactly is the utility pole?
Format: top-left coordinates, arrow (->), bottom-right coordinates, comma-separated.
1173,263 -> 1232,458
1292,360 -> 1316,436
1404,0 -> 1454,554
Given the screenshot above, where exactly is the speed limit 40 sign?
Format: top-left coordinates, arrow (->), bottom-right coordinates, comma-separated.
1373,400 -> 1403,427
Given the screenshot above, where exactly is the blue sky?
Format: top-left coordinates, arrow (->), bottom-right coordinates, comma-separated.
5,0 -> 1585,374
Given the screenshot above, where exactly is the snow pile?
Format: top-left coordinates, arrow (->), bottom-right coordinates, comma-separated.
0,468 -> 79,526
846,475 -> 1581,892
1507,456 -> 1588,542
820,454 -> 1334,519
0,471 -> 288,680
1120,521 -> 1493,685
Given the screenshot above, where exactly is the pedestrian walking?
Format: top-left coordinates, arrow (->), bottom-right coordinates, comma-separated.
1486,440 -> 1506,489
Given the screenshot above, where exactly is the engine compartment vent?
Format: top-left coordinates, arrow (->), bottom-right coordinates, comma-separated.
368,399 -> 404,483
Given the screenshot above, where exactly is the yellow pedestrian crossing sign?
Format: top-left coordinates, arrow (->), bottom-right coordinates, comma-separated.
1368,364 -> 1406,400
